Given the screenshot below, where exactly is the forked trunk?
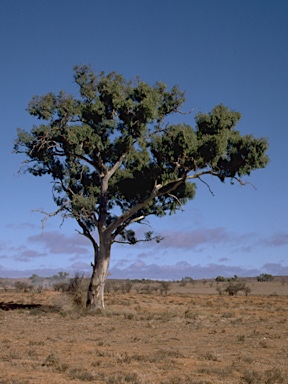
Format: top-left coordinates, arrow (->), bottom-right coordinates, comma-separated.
86,243 -> 111,309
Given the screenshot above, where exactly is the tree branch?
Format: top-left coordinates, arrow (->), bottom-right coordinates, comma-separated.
186,169 -> 220,180
232,176 -> 257,189
175,107 -> 195,115
168,193 -> 184,211
107,152 -> 127,179
114,234 -> 163,245
197,176 -> 215,196
75,219 -> 99,267
107,176 -> 186,237
33,205 -> 70,232
107,167 -> 227,237
111,215 -> 146,242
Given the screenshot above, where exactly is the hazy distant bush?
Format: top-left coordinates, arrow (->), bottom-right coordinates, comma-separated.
135,284 -> 158,294
66,273 -> 85,306
215,281 -> 251,296
159,281 -> 171,295
52,272 -> 85,306
179,276 -> 195,286
216,286 -> 223,295
121,279 -> 133,293
215,276 -> 226,282
14,281 -> 33,292
53,281 -> 69,292
104,280 -> 113,293
224,282 -> 251,296
215,275 -> 238,282
257,273 -> 274,282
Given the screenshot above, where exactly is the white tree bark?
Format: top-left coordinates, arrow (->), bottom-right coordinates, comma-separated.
86,243 -> 110,309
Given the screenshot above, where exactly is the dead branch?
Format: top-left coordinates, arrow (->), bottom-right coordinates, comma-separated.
175,107 -> 195,115
32,205 -> 70,232
232,177 -> 257,189
168,193 -> 184,211
197,176 -> 215,196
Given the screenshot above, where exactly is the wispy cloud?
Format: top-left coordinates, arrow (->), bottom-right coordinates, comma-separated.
148,227 -> 272,255
2,245 -> 47,263
70,261 -> 90,271
168,229 -> 288,256
113,258 -> 131,268
6,222 -> 37,230
137,252 -> 153,259
218,257 -> 229,262
28,231 -> 90,255
0,242 -> 6,252
14,248 -> 46,262
263,232 -> 288,247
263,263 -> 288,275
155,227 -> 232,250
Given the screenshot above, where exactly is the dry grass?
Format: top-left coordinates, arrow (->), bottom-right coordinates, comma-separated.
0,278 -> 288,383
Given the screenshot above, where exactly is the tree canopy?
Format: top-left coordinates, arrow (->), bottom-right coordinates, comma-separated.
15,65 -> 269,307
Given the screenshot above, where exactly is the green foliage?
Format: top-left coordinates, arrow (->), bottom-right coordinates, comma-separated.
180,276 -> 195,286
227,275 -> 239,282
52,271 -> 70,280
257,273 -> 274,282
15,65 -> 269,254
29,274 -> 45,285
215,276 -> 226,282
216,275 -> 238,282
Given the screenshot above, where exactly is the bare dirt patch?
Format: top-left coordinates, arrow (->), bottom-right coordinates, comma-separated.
0,279 -> 288,383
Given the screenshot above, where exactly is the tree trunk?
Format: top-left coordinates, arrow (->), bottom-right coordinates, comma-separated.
86,242 -> 111,309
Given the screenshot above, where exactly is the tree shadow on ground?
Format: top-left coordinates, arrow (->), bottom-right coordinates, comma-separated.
0,302 -> 51,311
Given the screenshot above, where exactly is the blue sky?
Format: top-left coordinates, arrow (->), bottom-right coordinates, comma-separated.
1,0 -> 288,279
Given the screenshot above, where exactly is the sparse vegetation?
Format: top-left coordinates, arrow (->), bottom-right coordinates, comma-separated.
257,273 -> 274,282
159,281 -> 171,295
216,286 -> 223,295
223,282 -> 250,296
51,272 -> 86,306
0,277 -> 288,383
68,367 -> 95,381
215,276 -> 226,282
241,367 -> 285,384
14,281 -> 33,292
52,281 -> 69,292
215,275 -> 238,282
179,276 -> 195,286
120,279 -> 133,293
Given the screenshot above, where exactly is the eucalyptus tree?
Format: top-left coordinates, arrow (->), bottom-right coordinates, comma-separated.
15,65 -> 269,308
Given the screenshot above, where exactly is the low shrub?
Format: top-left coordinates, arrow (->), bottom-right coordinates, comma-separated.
53,281 -> 69,292
257,273 -> 274,282
14,281 -> 33,292
215,276 -> 226,282
159,281 -> 171,295
223,282 -> 251,296
121,279 -> 133,293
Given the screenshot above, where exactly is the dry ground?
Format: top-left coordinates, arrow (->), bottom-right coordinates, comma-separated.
0,279 -> 288,384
